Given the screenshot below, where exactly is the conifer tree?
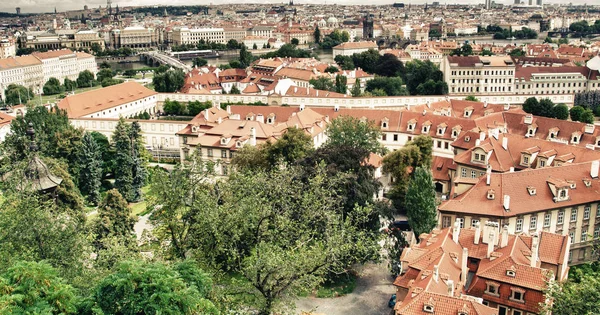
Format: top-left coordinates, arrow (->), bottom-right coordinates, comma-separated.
130,121 -> 146,202
93,189 -> 136,250
113,118 -> 134,201
78,132 -> 103,205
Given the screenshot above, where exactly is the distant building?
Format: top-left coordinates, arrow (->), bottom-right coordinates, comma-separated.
172,27 -> 226,46
441,56 -> 516,95
0,38 -> 16,59
392,3 -> 405,7
363,13 -> 374,39
20,30 -> 105,51
332,41 -> 378,58
110,27 -> 155,49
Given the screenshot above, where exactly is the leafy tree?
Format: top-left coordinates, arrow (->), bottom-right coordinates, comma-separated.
404,60 -> 447,95
404,167 -> 438,237
78,132 -> 102,205
580,109 -> 595,124
351,49 -> 381,73
231,144 -> 270,172
90,131 -> 114,178
523,97 -> 540,114
365,77 -> 408,96
76,70 -> 97,88
351,79 -> 362,97
229,85 -> 241,94
341,30 -> 350,42
227,39 -> 241,49
152,68 -> 185,93
113,118 -> 134,201
163,99 -> 185,115
266,127 -> 313,166
193,57 -> 208,67
99,61 -> 111,69
100,78 -> 124,87
80,260 -> 218,315
260,44 -> 313,59
239,44 -> 254,68
335,74 -> 347,94
509,48 -> 525,56
314,25 -> 321,43
43,77 -> 64,95
325,115 -> 383,155
93,189 -> 136,251
465,95 -> 479,102
324,65 -> 339,73
187,100 -> 212,116
0,261 -> 78,314
309,76 -> 335,91
451,44 -> 473,56
291,38 -> 300,45
552,103 -> 570,120
228,59 -> 242,69
429,29 -> 441,38
542,268 -> 600,315
129,121 -> 147,202
375,53 -> 405,77
253,43 -> 258,50
63,78 -> 78,91
481,50 -> 494,56
334,55 -> 355,70
3,84 -> 34,105
123,69 -> 137,77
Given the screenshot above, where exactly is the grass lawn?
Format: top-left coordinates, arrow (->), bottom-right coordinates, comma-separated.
315,273 -> 358,298
130,186 -> 151,216
28,85 -> 103,106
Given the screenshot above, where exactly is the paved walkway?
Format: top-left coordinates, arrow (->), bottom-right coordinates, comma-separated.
134,213 -> 153,241
295,263 -> 396,315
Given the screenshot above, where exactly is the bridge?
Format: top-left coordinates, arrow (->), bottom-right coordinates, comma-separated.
139,51 -> 192,72
374,37 -> 417,49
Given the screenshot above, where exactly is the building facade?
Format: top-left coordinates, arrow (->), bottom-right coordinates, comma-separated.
442,56 -> 516,95
172,27 -> 226,45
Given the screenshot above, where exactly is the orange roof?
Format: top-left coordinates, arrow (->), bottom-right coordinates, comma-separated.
57,82 -> 157,118
333,41 -> 378,50
32,49 -> 75,59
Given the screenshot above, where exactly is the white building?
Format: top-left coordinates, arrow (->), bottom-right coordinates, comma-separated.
332,41 -> 378,58
243,36 -> 270,49
514,65 -> 600,95
405,45 -> 443,64
172,27 -> 226,45
441,56 -> 516,95
0,38 -> 16,59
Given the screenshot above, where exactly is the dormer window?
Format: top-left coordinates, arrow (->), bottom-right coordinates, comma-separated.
527,186 -> 536,196
487,189 -> 495,200
569,181 -> 576,189
408,123 -> 414,131
422,125 -> 430,133
572,136 -> 580,144
539,159 -> 546,168
452,130 -> 458,138
465,136 -> 470,142
423,305 -> 434,313
521,154 -> 530,166
506,269 -> 516,277
559,189 -> 567,200
381,118 -> 389,129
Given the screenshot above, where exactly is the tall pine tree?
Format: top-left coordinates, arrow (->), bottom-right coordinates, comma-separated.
78,132 -> 103,205
130,121 -> 146,202
404,167 -> 438,237
113,118 -> 134,201
93,189 -> 136,250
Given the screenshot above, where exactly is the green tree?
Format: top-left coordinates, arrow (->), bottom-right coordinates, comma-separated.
43,77 -> 64,95
351,49 -> 381,74
239,44 -> 254,68
404,60 -> 447,95
193,57 -> 208,67
231,144 -> 270,172
465,95 -> 479,102
291,38 -> 300,45
96,68 -> 115,82
123,69 -> 137,77
3,84 -> 34,105
309,76 -> 335,91
229,85 -> 241,94
429,29 -> 441,38
580,109 -> 595,124
113,118 -> 134,201
253,43 -> 258,50
341,30 -> 350,42
375,53 -> 405,77
266,127 -> 313,166
76,70 -> 97,88
542,269 -> 600,315
552,103 -> 570,120
314,25 -> 321,43
152,68 -> 185,93
570,105 -> 585,122
334,55 -> 355,70
523,97 -> 540,115
324,65 -> 339,73
187,100 -> 212,116
63,78 -> 78,91
335,74 -> 347,94
163,99 -> 185,115
404,167 -> 438,237
227,39 -> 240,49
325,115 -> 383,155
129,121 -> 147,202
351,79 -> 362,97
0,261 -> 78,314
93,189 -> 136,251
365,77 -> 408,96
80,260 -> 218,315
78,132 -> 102,205
90,131 -> 114,178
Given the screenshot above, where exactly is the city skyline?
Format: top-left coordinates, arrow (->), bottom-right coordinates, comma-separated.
3,0 -> 597,14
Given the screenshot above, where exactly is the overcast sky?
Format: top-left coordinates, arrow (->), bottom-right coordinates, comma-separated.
3,0 -> 595,14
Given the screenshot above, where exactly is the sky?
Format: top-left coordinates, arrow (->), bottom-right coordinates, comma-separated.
2,0 -> 595,14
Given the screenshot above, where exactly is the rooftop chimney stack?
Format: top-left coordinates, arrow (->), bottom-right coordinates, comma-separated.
433,265 -> 439,282
486,165 -> 492,185
474,222 -> 481,245
479,131 -> 486,141
524,114 -> 533,124
487,231 -> 495,258
447,279 -> 455,297
502,136 -> 508,150
503,195 -> 510,211
461,248 -> 468,283
452,220 -> 460,243
501,225 -> 509,248
250,127 -> 257,146
591,160 -> 599,178
531,232 -> 539,267
226,105 -> 231,115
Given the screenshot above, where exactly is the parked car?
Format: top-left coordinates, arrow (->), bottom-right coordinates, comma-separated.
390,220 -> 411,231
388,294 -> 397,308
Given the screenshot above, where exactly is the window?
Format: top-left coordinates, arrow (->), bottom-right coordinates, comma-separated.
544,213 -> 551,227
516,219 -> 523,232
207,149 -> 213,157
530,216 -> 537,230
523,156 -> 529,164
471,219 -> 480,227
594,226 -> 600,239
597,204 -> 600,217
513,311 -> 522,315
456,218 -> 464,228
471,170 -> 477,178
393,134 -> 398,142
582,231 -> 587,242
571,209 -> 578,222
511,290 -> 524,302
461,168 -> 467,177
560,190 -> 567,198
584,206 -> 591,220
221,150 -> 227,158
558,210 -> 564,224
485,283 -> 499,296
442,216 -> 451,228
569,231 -> 575,244
540,160 -> 546,167
382,134 -> 387,141
475,153 -> 480,161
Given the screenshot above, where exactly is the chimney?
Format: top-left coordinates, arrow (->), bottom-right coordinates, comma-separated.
531,232 -> 539,267
256,114 -> 264,123
427,100 -> 431,108
474,222 -> 481,245
483,101 -> 488,108
486,165 -> 491,186
217,117 -> 222,124
203,109 -> 209,121
585,124 -> 595,134
250,127 -> 257,146
479,131 -> 486,141
502,136 -> 508,150
500,225 -> 509,248
475,139 -> 481,146
504,103 -> 510,110
447,279 -> 454,297
503,195 -> 510,211
226,105 -> 231,114
461,248 -> 468,283
452,220 -> 460,243
486,231 -> 495,258
509,167 -> 515,173
294,86 -> 297,93
433,265 -> 439,282
591,160 -> 599,178
300,104 -> 305,111
524,114 -> 533,124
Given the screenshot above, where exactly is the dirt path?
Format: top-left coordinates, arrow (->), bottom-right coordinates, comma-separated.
295,263 -> 396,315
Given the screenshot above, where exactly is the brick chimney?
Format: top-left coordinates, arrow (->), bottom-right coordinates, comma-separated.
250,127 -> 257,146
591,160 -> 599,178
486,230 -> 495,258
447,279 -> 454,297
433,265 -> 439,282
500,225 -> 509,248
461,247 -> 468,283
474,221 -> 481,245
531,232 -> 539,267
452,220 -> 460,243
